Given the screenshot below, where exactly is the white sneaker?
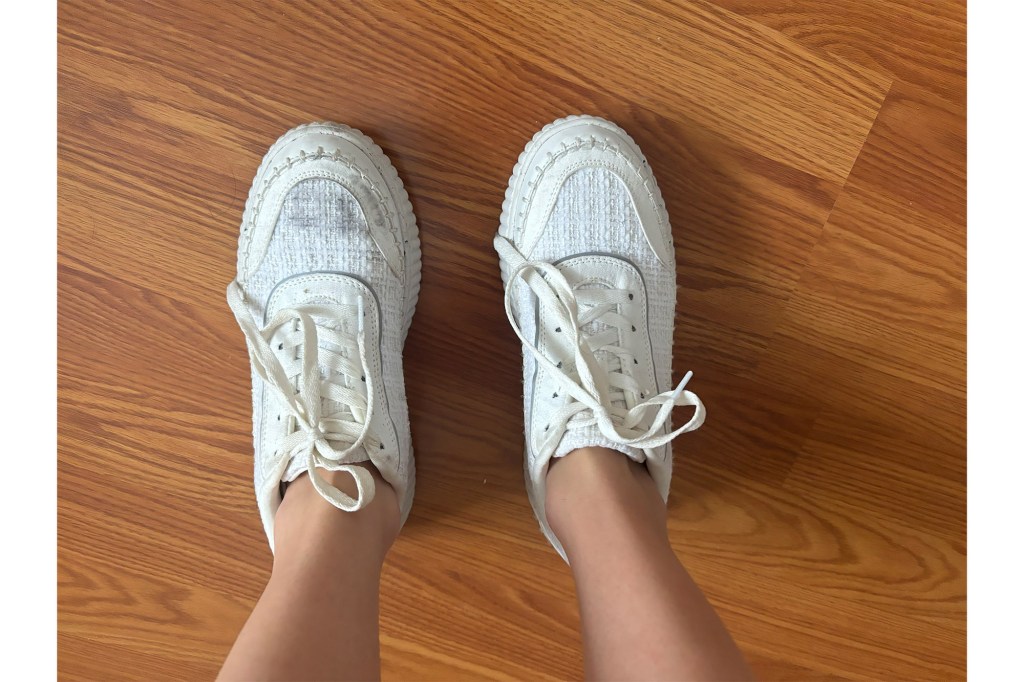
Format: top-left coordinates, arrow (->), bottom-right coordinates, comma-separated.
226,122 -> 420,550
494,115 -> 706,561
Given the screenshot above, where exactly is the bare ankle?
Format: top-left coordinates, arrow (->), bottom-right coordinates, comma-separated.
273,463 -> 401,566
545,447 -> 669,558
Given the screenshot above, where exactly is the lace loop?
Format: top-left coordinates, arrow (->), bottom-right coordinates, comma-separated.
494,236 -> 705,458
227,281 -> 378,511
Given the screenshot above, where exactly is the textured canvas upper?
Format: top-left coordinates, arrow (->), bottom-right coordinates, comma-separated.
521,168 -> 675,468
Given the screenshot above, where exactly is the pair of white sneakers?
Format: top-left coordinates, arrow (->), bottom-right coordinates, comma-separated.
226,116 -> 705,561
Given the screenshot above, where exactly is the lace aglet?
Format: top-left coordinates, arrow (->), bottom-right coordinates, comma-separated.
675,370 -> 694,395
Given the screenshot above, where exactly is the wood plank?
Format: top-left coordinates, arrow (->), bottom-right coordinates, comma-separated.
718,0 -> 966,103
59,634 -> 212,681
737,78 -> 966,676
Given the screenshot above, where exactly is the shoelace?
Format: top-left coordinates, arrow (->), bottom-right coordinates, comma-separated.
494,236 -> 705,458
227,281 -> 378,511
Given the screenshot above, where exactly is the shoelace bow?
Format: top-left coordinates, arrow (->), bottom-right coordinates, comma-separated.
494,236 -> 705,457
227,281 -> 378,511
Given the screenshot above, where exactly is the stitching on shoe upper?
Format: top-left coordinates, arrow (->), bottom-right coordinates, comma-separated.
513,136 -> 669,247
242,153 -> 405,279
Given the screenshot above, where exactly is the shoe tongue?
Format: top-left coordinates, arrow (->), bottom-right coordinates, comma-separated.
279,310 -> 369,485
576,282 -> 608,336
311,314 -> 366,420
573,282 -> 626,411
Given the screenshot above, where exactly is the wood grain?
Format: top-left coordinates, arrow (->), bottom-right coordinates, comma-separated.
58,1 -> 965,679
718,0 -> 966,104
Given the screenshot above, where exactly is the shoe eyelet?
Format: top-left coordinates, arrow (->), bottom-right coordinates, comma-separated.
361,375 -> 366,382
554,327 -> 562,333
628,294 -> 634,300
544,425 -> 549,431
379,443 -> 385,450
556,361 -> 562,368
552,392 -> 558,398
633,358 -> 639,365
631,325 -> 636,332
278,343 -> 284,350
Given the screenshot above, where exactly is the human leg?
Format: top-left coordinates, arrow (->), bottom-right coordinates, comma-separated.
219,467 -> 398,681
493,116 -> 749,678
220,122 -> 420,680
548,447 -> 752,681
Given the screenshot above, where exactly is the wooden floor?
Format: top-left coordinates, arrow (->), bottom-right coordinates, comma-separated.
58,1 -> 966,679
